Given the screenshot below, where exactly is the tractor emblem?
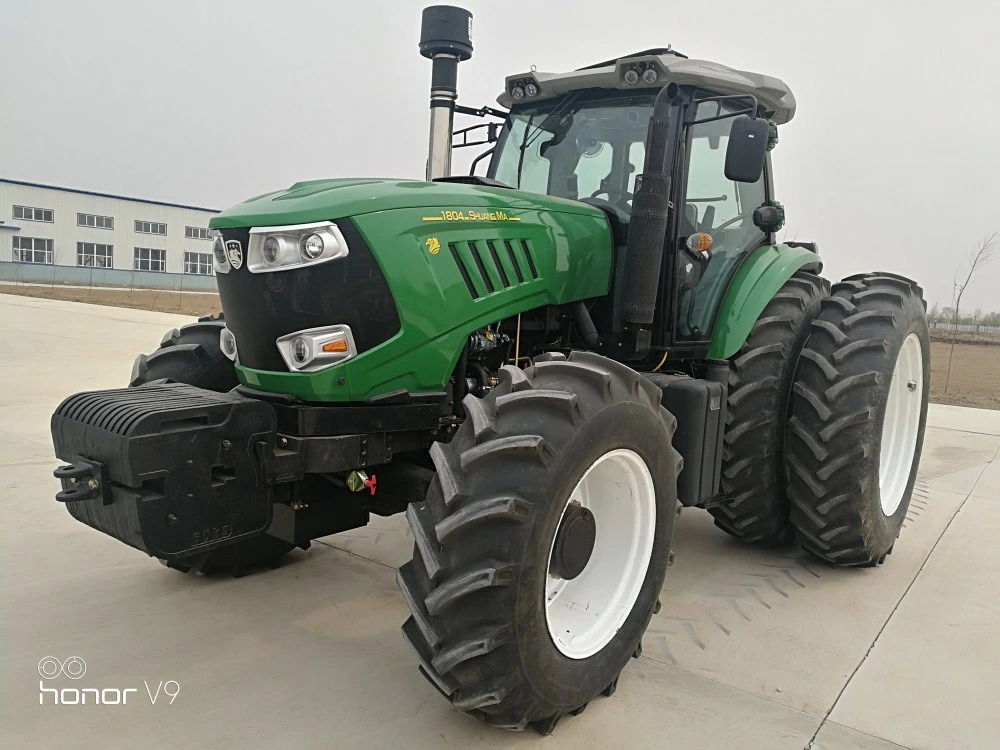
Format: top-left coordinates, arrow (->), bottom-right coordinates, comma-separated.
425,237 -> 441,255
226,240 -> 243,269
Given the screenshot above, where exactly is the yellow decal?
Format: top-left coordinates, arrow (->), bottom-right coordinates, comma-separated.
422,209 -> 522,223
425,237 -> 441,255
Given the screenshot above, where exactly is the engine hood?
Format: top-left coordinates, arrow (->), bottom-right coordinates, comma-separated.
210,178 -> 603,229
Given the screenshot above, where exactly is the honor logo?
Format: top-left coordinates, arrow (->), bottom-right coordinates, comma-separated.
38,656 -> 179,706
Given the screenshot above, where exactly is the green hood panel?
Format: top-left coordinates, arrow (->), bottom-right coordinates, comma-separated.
232,202 -> 612,401
210,178 -> 604,229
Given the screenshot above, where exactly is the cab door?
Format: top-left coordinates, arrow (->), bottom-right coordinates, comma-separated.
672,99 -> 770,345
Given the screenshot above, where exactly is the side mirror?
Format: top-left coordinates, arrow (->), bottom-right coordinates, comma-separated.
724,115 -> 769,183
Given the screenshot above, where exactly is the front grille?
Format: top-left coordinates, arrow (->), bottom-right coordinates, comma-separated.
449,238 -> 539,299
216,220 -> 400,372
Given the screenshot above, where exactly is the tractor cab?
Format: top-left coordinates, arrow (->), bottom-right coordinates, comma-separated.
483,51 -> 793,355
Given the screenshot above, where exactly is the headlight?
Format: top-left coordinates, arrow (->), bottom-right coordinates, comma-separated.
262,236 -> 281,264
212,236 -> 230,274
301,233 -> 325,259
246,221 -> 349,273
275,324 -> 357,372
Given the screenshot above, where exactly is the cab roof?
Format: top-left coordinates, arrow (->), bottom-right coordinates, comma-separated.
497,49 -> 796,124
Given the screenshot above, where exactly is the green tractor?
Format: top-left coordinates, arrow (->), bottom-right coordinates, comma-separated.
50,5 -> 930,733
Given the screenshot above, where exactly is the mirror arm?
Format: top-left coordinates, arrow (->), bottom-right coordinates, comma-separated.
454,104 -> 508,119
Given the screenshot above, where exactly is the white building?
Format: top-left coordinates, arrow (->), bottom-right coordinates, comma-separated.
0,178 -> 220,277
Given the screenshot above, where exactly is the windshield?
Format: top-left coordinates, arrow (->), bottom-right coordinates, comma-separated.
490,92 -> 656,213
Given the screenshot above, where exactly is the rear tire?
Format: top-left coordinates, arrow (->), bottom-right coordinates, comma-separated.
786,273 -> 930,566
131,313 -> 297,575
396,352 -> 681,732
708,271 -> 828,544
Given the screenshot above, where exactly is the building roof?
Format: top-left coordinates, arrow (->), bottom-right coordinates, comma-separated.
498,50 -> 796,124
0,178 -> 220,213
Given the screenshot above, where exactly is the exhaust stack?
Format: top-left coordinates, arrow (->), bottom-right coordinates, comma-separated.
419,5 -> 473,181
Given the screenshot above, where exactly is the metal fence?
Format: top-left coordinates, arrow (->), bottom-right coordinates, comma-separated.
0,261 -> 218,293
929,321 -> 1000,334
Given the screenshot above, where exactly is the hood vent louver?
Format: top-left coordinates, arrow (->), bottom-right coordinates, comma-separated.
448,239 -> 539,299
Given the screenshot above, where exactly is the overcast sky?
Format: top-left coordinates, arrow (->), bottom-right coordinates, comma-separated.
2,0 -> 998,310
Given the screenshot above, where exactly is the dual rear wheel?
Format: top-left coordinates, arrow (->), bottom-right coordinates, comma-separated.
786,273 -> 929,565
711,271 -> 929,564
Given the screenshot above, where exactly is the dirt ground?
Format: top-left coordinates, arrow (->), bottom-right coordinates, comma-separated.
0,283 -> 221,317
3,283 -> 997,409
930,339 -> 1000,410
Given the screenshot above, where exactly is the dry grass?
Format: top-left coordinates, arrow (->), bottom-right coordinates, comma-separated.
3,283 -> 997,410
0,283 -> 220,317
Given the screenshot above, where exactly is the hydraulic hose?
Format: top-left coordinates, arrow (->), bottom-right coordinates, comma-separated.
573,301 -> 601,348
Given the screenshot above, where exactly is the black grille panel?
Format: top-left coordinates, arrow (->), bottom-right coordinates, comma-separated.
449,238 -> 539,299
216,220 -> 400,372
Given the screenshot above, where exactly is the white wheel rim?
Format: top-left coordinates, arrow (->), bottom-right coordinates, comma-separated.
879,333 -> 923,515
545,448 -> 656,660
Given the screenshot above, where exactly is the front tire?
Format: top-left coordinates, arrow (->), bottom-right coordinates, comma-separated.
129,313 -> 238,391
786,273 -> 930,566
396,352 -> 681,732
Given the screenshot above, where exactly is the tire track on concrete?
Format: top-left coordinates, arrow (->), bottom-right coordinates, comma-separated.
804,468 -> 991,748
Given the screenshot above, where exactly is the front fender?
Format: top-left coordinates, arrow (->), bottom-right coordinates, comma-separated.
707,244 -> 822,360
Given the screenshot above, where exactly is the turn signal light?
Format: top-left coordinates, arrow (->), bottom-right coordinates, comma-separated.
321,340 -> 349,354
686,232 -> 714,254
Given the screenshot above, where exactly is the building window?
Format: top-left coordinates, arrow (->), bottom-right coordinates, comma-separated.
135,220 -> 167,235
185,226 -> 212,240
134,247 -> 166,272
13,205 -> 54,222
77,242 -> 113,268
183,251 -> 214,275
13,236 -> 54,264
78,213 -> 114,230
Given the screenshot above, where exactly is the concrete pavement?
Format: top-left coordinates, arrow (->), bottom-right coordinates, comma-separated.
1,293 -> 997,749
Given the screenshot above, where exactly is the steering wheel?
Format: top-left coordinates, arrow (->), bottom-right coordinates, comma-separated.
579,196 -> 631,225
590,188 -> 632,208
710,214 -> 748,233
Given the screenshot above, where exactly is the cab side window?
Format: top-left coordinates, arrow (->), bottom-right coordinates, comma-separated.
675,100 -> 768,341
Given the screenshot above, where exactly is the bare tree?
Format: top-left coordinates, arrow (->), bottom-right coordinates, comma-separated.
945,232 -> 999,391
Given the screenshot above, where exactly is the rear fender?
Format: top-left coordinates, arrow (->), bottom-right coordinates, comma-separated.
707,244 -> 822,360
